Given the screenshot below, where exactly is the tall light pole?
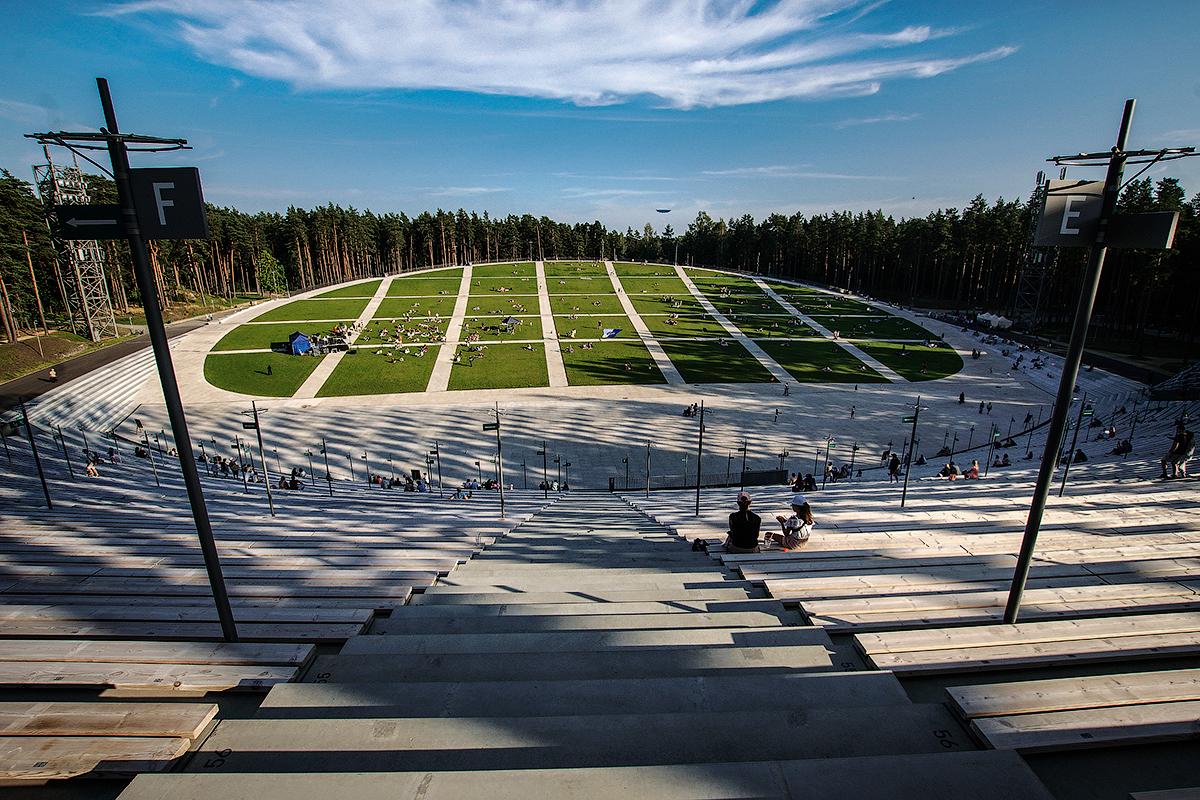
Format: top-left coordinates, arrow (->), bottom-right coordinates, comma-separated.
431,440 -> 443,497
248,402 -> 274,515
20,399 -> 52,509
55,424 -> 74,479
694,400 -> 705,516
320,438 -> 332,496
537,441 -> 548,498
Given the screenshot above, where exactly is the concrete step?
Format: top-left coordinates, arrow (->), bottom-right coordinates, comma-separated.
257,671 -> 906,718
373,598 -> 791,617
306,644 -> 833,682
443,567 -> 727,580
341,626 -> 830,655
183,705 -> 968,772
370,610 -> 800,635
124,751 -> 1053,799
413,588 -> 760,605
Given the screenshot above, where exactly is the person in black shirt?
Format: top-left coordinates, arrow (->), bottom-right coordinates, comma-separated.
724,492 -> 762,553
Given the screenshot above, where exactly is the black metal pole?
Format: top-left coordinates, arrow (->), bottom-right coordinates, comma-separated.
624,457 -> 629,491
1059,393 -> 1088,497
20,399 -> 52,509
1,426 -> 11,464
1005,99 -> 1136,625
848,442 -> 857,480
95,78 -> 237,640
523,459 -> 527,490
645,442 -> 651,497
543,440 -> 549,499
434,440 -> 443,498
321,437 -> 332,495
143,429 -> 160,488
494,404 -> 505,518
694,400 -> 705,516
56,424 -> 74,478
740,440 -> 747,490
251,401 -> 274,515
235,435 -> 248,492
900,399 -> 921,508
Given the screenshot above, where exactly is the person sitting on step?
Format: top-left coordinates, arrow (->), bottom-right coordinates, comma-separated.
769,494 -> 814,551
723,491 -> 762,554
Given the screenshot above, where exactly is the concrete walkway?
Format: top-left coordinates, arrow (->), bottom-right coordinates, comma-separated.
534,261 -> 568,388
294,277 -> 395,399
427,265 -> 476,392
676,266 -> 793,384
606,261 -> 685,386
752,277 -> 904,383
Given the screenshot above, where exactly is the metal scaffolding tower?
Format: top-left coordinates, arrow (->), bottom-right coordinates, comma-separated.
1010,171 -> 1052,328
32,147 -> 118,342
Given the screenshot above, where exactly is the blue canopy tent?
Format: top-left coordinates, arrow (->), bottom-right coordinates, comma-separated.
288,331 -> 312,355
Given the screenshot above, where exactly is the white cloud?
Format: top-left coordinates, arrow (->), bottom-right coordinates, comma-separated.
105,1 -> 1016,109
834,111 -> 920,128
702,164 -> 900,180
425,186 -> 511,196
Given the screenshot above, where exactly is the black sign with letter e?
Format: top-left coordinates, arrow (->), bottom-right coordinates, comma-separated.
130,167 -> 210,240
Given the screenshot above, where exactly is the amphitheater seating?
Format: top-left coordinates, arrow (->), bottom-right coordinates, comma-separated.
947,668 -> 1200,751
116,494 -> 1055,798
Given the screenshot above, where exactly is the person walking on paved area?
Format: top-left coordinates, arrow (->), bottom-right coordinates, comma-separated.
979,400 -> 985,414
48,367 -> 57,382
723,492 -> 762,554
887,453 -> 901,483
1161,421 -> 1194,479
850,405 -> 856,419
768,494 -> 814,551
958,391 -> 965,404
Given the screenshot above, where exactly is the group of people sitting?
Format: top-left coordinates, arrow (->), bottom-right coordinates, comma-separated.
722,492 -> 815,553
937,458 -> 981,480
1161,421 -> 1195,479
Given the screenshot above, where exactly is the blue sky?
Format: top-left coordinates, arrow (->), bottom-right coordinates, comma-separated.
2,1 -> 1198,230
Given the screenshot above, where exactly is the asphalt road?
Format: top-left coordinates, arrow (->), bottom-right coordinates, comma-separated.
0,317 -> 210,415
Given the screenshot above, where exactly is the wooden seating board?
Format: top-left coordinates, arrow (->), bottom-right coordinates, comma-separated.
0,735 -> 190,781
0,702 -> 217,738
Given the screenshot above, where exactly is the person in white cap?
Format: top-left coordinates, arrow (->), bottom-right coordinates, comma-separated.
768,493 -> 814,551
723,491 -> 762,553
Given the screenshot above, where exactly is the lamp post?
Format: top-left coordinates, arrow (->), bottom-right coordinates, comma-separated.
431,440 -> 444,497
726,451 -> 733,485
522,458 -> 528,490
821,436 -> 835,489
20,399 -> 52,508
738,439 -> 748,490
645,442 -> 651,497
475,460 -> 482,484
320,438 -> 333,496
347,452 -> 355,482
246,402 -> 274,515
272,447 -> 281,477
55,424 -> 74,478
362,451 -> 372,486
622,456 -> 629,491
900,399 -> 923,508
305,449 -> 315,484
564,461 -> 571,490
537,441 -> 548,498
554,455 -> 561,487
141,425 -> 160,488
967,424 -> 975,451
777,448 -> 789,471
848,442 -> 858,480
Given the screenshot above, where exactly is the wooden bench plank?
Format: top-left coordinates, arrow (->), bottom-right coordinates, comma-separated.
856,613 -> 1200,655
0,661 -> 298,692
0,604 -> 371,624
0,702 -> 217,738
0,620 -> 364,643
948,669 -> 1200,718
971,700 -> 1200,752
0,735 -> 189,780
0,640 -> 313,666
863,631 -> 1200,675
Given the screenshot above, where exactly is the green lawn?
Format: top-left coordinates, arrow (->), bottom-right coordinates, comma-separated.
461,315 -> 544,342
781,293 -> 877,315
554,315 -> 634,339
375,297 -> 458,318
617,276 -> 690,295
613,262 -> 678,277
204,352 -> 323,396
729,314 -> 815,338
253,299 -> 369,322
659,340 -> 775,384
704,293 -> 782,316
641,313 -> 728,339
465,296 -> 539,316
549,294 -> 626,315
544,261 -> 608,277
546,276 -> 615,294
360,318 -> 449,344
448,343 -> 549,391
686,272 -> 763,291
857,341 -> 964,381
316,346 -> 439,396
469,277 -> 539,296
387,277 -> 463,296
561,341 -> 666,385
627,294 -> 706,315
471,262 -> 534,278
212,321 -> 351,352
757,340 -> 888,384
809,315 -> 941,341
316,279 -> 381,298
